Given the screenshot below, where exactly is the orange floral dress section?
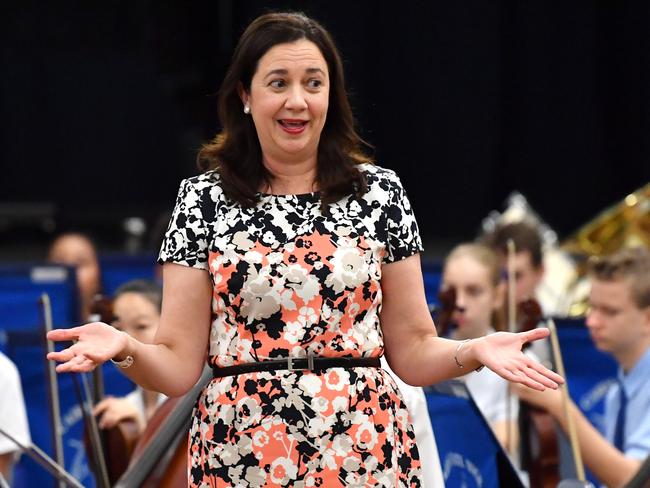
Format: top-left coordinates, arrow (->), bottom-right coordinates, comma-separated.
159,164 -> 424,487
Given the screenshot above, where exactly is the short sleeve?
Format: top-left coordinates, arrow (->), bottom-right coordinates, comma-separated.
383,173 -> 424,264
158,178 -> 210,270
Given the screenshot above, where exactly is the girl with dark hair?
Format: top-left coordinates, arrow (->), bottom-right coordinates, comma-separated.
92,280 -> 166,433
48,12 -> 562,487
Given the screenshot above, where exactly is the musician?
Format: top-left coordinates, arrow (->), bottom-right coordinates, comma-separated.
481,220 -> 554,366
481,221 -> 554,313
93,280 -> 166,433
515,247 -> 650,487
441,243 -> 524,452
0,352 -> 31,482
48,232 -> 102,320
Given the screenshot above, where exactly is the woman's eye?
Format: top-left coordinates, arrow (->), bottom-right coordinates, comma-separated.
307,79 -> 322,89
269,79 -> 285,89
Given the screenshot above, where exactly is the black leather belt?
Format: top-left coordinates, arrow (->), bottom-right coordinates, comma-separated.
211,356 -> 381,378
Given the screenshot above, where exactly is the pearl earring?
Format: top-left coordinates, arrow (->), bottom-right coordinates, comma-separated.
244,103 -> 251,114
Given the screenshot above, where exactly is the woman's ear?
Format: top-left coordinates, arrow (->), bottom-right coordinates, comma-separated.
237,82 -> 249,107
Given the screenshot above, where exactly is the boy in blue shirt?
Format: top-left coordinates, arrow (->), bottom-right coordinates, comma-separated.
516,247 -> 650,487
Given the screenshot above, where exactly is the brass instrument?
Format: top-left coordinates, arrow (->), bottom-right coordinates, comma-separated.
561,183 -> 650,316
561,183 -> 650,257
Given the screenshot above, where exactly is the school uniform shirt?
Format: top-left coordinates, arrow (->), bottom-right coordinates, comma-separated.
604,347 -> 650,460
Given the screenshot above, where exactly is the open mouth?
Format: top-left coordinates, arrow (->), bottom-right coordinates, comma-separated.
278,119 -> 308,133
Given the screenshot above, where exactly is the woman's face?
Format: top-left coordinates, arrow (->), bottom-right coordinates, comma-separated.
441,254 -> 504,339
111,292 -> 160,345
242,39 -> 329,166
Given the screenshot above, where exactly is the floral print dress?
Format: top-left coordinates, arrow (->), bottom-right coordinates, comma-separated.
158,163 -> 424,487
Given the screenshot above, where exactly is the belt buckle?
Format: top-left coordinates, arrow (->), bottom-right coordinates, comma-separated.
287,354 -> 315,372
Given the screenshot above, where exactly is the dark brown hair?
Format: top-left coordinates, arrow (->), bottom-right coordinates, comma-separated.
588,247 -> 650,309
481,221 -> 543,268
114,279 -> 163,312
198,12 -> 371,209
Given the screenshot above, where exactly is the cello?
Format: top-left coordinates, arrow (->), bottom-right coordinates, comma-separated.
114,367 -> 212,487
84,295 -> 140,484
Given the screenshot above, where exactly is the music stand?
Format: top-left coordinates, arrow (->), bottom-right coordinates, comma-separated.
0,426 -> 83,488
425,379 -> 525,488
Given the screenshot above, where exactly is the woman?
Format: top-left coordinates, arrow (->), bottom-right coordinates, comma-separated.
47,12 -> 562,487
440,243 -> 518,451
92,280 -> 166,433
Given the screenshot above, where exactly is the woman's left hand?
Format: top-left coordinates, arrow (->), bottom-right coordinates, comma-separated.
472,328 -> 564,391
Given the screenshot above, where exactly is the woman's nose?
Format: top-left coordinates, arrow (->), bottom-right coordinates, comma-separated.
284,87 -> 308,110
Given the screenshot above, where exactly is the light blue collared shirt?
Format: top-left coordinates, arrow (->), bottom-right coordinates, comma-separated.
604,347 -> 650,460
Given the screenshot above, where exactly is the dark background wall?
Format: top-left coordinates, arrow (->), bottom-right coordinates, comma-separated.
1,1 -> 649,258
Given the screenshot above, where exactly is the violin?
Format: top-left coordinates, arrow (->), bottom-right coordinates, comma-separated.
433,286 -> 542,336
504,297 -> 544,334
432,286 -> 456,337
510,296 -> 560,488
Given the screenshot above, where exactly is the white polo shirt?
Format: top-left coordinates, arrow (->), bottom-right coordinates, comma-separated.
0,352 -> 31,456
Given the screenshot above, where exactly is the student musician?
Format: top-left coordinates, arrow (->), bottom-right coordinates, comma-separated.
440,243 -> 520,452
93,280 -> 166,433
516,247 -> 650,487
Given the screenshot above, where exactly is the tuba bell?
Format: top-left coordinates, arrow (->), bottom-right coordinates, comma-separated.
560,182 -> 650,315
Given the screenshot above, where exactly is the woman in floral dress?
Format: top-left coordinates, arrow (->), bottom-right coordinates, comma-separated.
47,12 -> 563,487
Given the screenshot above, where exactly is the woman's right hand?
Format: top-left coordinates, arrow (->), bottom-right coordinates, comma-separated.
46,322 -> 129,373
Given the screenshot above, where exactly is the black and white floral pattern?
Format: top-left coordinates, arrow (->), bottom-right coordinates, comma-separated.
159,164 -> 424,487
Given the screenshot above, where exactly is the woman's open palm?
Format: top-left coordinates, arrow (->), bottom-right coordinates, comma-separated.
473,328 -> 564,391
47,322 -> 128,373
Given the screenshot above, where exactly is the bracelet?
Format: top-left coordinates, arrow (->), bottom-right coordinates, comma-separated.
110,331 -> 133,369
454,339 -> 471,368
111,355 -> 134,369
454,339 -> 485,372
